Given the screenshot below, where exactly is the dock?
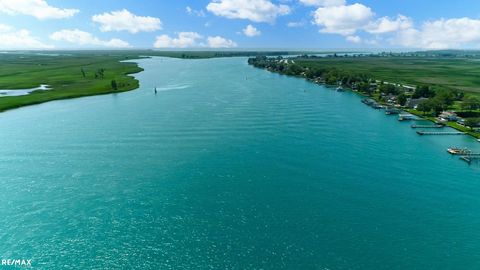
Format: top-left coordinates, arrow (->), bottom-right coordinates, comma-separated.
385,108 -> 401,115
460,154 -> 480,164
417,131 -> 465,135
398,114 -> 415,121
362,98 -> 382,109
411,124 -> 444,129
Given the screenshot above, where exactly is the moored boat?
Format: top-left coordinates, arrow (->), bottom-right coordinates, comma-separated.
447,147 -> 470,155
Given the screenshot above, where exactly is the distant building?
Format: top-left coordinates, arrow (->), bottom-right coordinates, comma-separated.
402,85 -> 417,92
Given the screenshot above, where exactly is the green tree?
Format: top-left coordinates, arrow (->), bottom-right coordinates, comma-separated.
462,96 -> 480,111
417,100 -> 432,115
379,83 -> 398,95
111,80 -> 118,90
95,68 -> 105,79
325,74 -> 338,85
465,118 -> 480,128
412,85 -> 435,98
397,93 -> 407,106
429,98 -> 446,115
357,82 -> 372,95
434,89 -> 455,107
285,64 -> 303,76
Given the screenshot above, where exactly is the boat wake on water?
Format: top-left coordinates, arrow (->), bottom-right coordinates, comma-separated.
154,84 -> 191,92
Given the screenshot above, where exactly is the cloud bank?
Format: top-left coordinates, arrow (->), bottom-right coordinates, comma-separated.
154,32 -> 237,48
0,0 -> 78,20
0,24 -> 52,49
207,0 -> 290,23
50,29 -> 131,48
92,9 -> 162,33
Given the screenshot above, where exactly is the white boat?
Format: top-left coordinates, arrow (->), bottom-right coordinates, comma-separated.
447,147 -> 470,155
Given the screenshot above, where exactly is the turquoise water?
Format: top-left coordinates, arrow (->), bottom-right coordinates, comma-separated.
0,57 -> 480,269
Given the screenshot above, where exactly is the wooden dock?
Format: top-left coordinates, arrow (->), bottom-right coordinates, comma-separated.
417,131 -> 465,136
411,125 -> 444,129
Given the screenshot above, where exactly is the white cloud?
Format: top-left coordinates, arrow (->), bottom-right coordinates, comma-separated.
0,23 -> 13,32
307,1 -> 480,49
206,0 -> 290,23
287,21 -> 305,28
313,3 -> 374,35
0,25 -> 52,49
50,29 -> 131,48
92,9 -> 162,33
186,6 -> 206,17
243,24 -> 261,37
299,0 -> 345,7
207,36 -> 238,48
153,32 -> 237,48
392,18 -> 480,49
346,35 -> 361,43
154,32 -> 203,48
0,0 -> 78,20
366,15 -> 412,34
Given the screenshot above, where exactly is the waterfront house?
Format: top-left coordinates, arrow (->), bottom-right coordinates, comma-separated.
387,94 -> 397,104
437,111 -> 459,124
405,98 -> 429,109
439,111 -> 458,121
380,93 -> 397,104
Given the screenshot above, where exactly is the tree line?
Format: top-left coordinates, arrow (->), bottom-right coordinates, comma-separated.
248,56 -> 480,124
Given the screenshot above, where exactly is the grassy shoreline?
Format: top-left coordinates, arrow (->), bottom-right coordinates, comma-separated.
248,56 -> 480,140
406,109 -> 480,139
2,50 -> 480,142
0,50 -> 319,113
340,82 -> 480,139
0,52 -> 148,113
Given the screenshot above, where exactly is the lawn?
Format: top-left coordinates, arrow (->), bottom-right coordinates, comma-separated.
296,56 -> 480,95
0,51 -> 146,112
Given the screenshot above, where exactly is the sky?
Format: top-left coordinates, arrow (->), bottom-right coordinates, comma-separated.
1,0 -> 480,50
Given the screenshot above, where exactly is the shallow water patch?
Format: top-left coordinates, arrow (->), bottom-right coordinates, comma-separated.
0,84 -> 51,97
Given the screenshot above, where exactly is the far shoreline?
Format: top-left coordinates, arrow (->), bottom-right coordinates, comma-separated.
249,53 -> 480,141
